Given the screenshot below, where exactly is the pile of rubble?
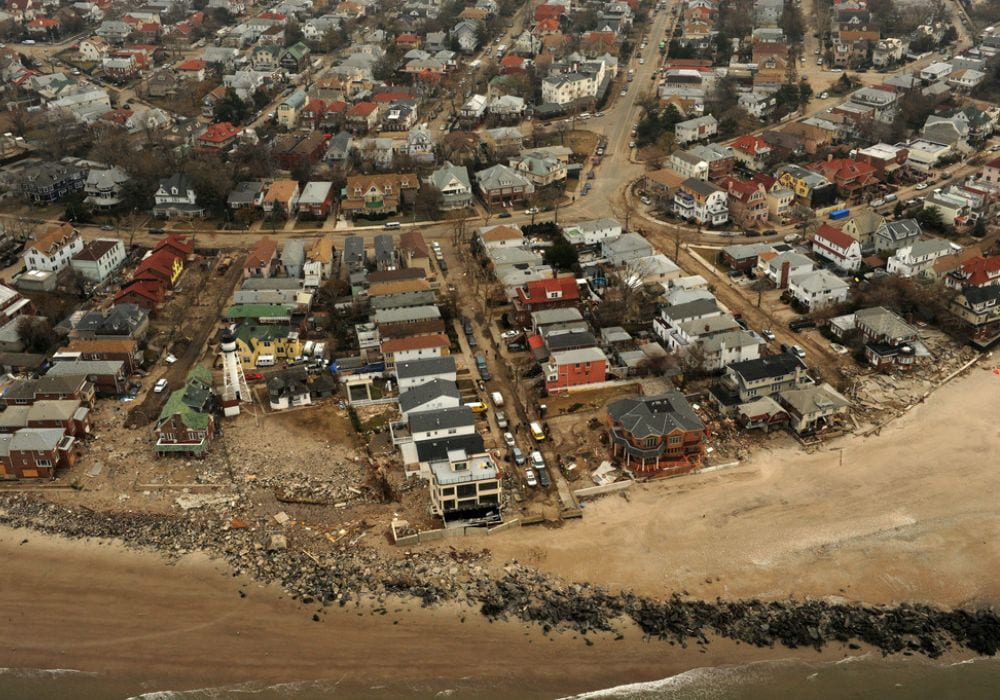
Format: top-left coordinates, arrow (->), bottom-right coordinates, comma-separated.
3,494 -> 1000,659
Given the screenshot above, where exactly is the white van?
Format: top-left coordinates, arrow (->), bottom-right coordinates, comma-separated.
313,342 -> 325,358
256,354 -> 276,367
383,221 -> 401,230
302,341 -> 314,357
490,391 -> 504,407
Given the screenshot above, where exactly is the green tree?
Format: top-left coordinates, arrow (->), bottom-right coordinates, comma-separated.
543,240 -> 579,271
214,89 -> 250,125
798,81 -> 813,109
916,206 -> 945,232
972,217 -> 988,238
284,20 -> 304,47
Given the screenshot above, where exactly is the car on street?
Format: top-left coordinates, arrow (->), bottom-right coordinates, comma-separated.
504,432 -> 516,448
496,410 -> 508,429
629,141 -> 636,148
788,317 -> 817,332
915,182 -> 928,190
497,211 -> 512,218
620,88 -> 628,95
501,329 -> 521,340
512,447 -> 526,465
524,469 -> 538,487
530,450 -> 545,470
524,207 -> 539,215
781,343 -> 807,358
153,378 -> 169,393
761,329 -> 776,341
100,224 -> 113,231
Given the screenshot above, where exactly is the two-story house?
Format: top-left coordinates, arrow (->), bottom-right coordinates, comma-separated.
720,177 -> 768,229
24,223 -> 83,273
70,238 -> 126,283
673,178 -> 729,226
811,224 -> 862,272
341,173 -> 418,218
152,174 -> 204,219
606,391 -> 707,475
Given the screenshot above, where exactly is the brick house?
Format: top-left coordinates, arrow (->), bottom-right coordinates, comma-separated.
0,400 -> 90,438
340,173 -> 418,218
606,392 -> 707,476
720,177 -> 768,229
545,347 -> 607,392
2,375 -> 95,408
114,280 -> 164,309
155,366 -> 215,457
64,338 -> 141,373
0,428 -> 77,480
513,275 -> 580,314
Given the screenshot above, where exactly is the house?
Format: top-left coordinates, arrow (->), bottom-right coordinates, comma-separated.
70,238 -> 125,283
83,167 -> 129,210
195,121 -> 241,153
509,151 -> 567,187
425,161 -> 472,210
152,174 -> 204,219
730,134 -> 772,171
562,218 -> 622,247
297,182 -> 334,218
545,347 -> 607,392
874,219 -> 921,255
1,374 -> 95,408
812,224 -> 862,272
381,333 -> 449,371
0,400 -> 89,438
276,90 -> 307,129
426,448 -> 501,520
79,37 -> 110,62
341,173 -> 418,218
0,428 -> 77,480
25,223 -> 83,273
175,59 -> 207,82
261,180 -> 300,214
135,248 -> 183,288
850,306 -> 920,369
788,269 -> 850,310
514,276 -> 580,313
346,101 -> 379,132
272,131 -> 328,171
0,286 -> 31,326
395,356 -> 456,392
397,378 -> 461,421
46,359 -> 127,396
717,354 -> 810,405
234,278 -> 304,306
603,232 -> 653,266
155,367 -> 215,457
69,304 -> 148,341
280,41 -> 310,72
113,280 -> 164,309
228,181 -> 265,211
398,230 -> 431,275
886,239 -> 956,278
904,139 -> 952,172
606,392 -> 706,475
541,72 -> 600,106
836,208 -> 885,253
675,115 -> 717,144
778,383 -> 850,434
673,178 -> 728,226
720,177 -> 767,229
408,406 -> 476,444
761,250 -> 813,287
244,237 -> 278,278
18,162 -> 84,204
720,243 -> 774,272
950,284 -> 1000,344
807,158 -> 878,199
776,164 -> 836,207
64,338 -> 140,374
267,368 -> 312,410
474,164 -> 534,208
373,234 -> 398,271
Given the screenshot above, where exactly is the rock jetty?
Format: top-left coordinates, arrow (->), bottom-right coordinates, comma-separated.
2,494 -> 999,659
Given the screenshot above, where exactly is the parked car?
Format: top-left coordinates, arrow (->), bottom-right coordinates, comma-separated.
512,447 -> 526,465
504,432 -> 516,448
498,211 -> 512,218
506,342 -> 527,352
524,207 -> 539,215
788,317 -> 817,332
781,343 -> 807,358
244,371 -> 263,381
761,329 -> 776,341
153,378 -> 169,393
501,329 -> 521,340
525,469 -> 538,487
496,410 -> 508,429
530,450 -> 545,470
915,183 -> 928,190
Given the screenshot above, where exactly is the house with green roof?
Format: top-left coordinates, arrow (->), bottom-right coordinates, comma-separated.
280,42 -> 311,73
155,367 -> 216,457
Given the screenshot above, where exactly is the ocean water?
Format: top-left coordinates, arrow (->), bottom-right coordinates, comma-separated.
4,656 -> 1000,700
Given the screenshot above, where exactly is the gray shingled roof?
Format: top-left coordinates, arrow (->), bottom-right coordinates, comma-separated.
607,392 -> 703,437
398,378 -> 460,413
409,406 -> 474,433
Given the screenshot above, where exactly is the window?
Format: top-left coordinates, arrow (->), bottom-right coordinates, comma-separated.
442,487 -> 455,496
669,435 -> 683,445
457,484 -> 476,498
36,459 -> 52,467
642,436 -> 658,448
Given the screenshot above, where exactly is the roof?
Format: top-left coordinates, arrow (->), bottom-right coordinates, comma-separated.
878,219 -> 921,242
854,306 -> 917,341
373,305 -> 441,325
793,269 -> 849,294
225,304 -> 291,320
780,383 -> 850,415
409,406 -> 475,433
378,318 -> 446,339
549,346 -> 606,365
73,238 -> 121,262
729,354 -> 804,381
0,400 -> 80,429
6,428 -> 68,454
65,338 -> 137,354
399,230 -> 430,259
415,434 -> 485,463
531,308 -> 584,326
480,224 -> 523,242
263,180 -> 298,203
814,224 -> 858,250
28,223 -> 76,255
398,378 -> 460,413
607,391 -> 704,437
395,355 -> 456,379
240,277 -> 302,291
299,181 -> 333,205
381,333 -> 449,353
245,237 -> 278,269
517,276 -> 580,305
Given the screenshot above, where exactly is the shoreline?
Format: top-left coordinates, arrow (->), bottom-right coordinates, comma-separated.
0,525 -> 877,699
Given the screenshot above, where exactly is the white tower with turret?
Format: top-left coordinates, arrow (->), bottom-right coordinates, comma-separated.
220,329 -> 251,417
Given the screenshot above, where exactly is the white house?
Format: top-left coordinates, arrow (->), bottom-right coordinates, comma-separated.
24,223 -> 83,273
905,139 -> 952,172
562,217 -> 622,247
397,379 -> 461,421
700,329 -> 764,371
887,239 -> 957,277
395,356 -> 457,393
812,224 -> 862,272
541,72 -> 599,105
761,250 -> 813,287
668,150 -> 709,180
673,178 -> 729,226
70,238 -> 126,283
152,174 -> 204,219
675,115 -> 718,144
408,406 -> 476,442
789,269 -> 850,310
919,62 -> 952,82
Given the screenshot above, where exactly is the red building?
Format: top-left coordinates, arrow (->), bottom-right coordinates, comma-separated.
544,347 -> 607,392
114,280 -> 164,309
0,428 -> 77,480
606,392 -> 707,476
513,275 -> 580,313
154,234 -> 194,259
196,121 -> 241,153
272,131 -> 328,170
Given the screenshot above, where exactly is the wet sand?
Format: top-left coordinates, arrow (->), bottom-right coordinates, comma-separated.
0,526 -> 866,699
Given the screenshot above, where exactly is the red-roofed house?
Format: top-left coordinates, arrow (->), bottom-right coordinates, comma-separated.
346,101 -> 379,132
533,18 -> 561,35
807,158 -> 878,199
720,177 -> 768,228
500,54 -> 526,73
318,100 -> 348,130
299,99 -> 327,129
812,224 -> 862,272
154,234 -> 194,260
115,279 -> 165,309
28,17 -> 60,37
196,122 -> 241,153
380,333 -> 449,369
514,275 -> 580,313
730,134 -> 772,171
395,33 -> 420,50
136,249 -> 183,287
534,4 -> 564,22
948,255 -> 1000,288
175,59 -> 206,81
981,157 -> 1000,184
245,237 -> 278,278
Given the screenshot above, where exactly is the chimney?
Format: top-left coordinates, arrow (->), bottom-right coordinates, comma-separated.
780,260 -> 790,289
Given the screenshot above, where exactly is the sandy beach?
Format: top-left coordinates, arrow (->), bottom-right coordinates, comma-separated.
0,526 -> 867,699
481,366 -> 1000,607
